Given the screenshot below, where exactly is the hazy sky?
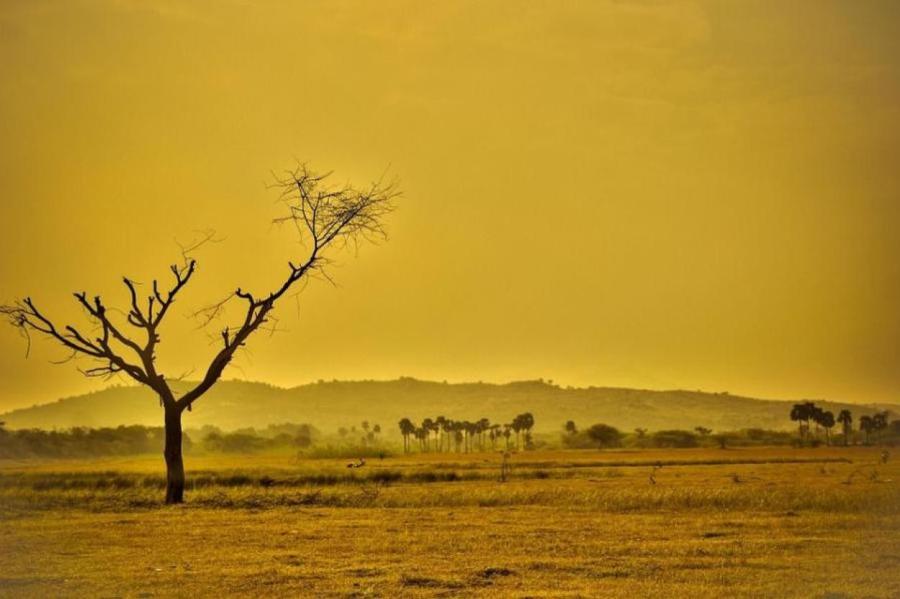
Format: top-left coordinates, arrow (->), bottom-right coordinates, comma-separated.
1,1 -> 898,411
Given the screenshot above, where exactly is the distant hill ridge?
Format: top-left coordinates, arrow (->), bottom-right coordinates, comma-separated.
1,378 -> 896,434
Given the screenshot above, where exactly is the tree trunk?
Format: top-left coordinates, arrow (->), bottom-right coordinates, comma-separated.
164,405 -> 186,504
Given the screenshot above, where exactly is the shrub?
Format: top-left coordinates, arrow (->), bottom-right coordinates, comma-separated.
586,424 -> 623,448
651,430 -> 698,448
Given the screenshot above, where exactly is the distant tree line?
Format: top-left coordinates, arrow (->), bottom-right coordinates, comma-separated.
198,423 -> 316,453
0,422 -> 318,459
790,402 -> 894,446
563,422 -> 805,450
561,409 -> 899,451
397,413 -> 536,453
336,421 -> 383,447
0,425 -> 187,459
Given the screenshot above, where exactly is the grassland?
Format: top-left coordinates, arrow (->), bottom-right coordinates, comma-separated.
1,447 -> 898,597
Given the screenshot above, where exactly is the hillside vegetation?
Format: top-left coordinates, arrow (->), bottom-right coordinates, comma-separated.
2,378 -> 895,434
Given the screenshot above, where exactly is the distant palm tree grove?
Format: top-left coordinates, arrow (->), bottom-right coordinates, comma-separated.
397,413 -> 536,452
789,401 -> 893,446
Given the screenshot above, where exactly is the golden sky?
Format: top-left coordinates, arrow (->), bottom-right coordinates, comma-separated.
1,1 -> 898,410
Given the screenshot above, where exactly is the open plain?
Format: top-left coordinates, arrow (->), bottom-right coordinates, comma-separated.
1,447 -> 898,598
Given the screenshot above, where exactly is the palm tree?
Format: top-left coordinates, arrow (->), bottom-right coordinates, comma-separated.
398,418 -> 415,453
421,418 -> 435,452
446,421 -> 457,452
859,415 -> 874,445
872,411 -> 889,441
435,416 -> 447,451
441,418 -> 454,453
430,419 -> 442,450
509,417 -> 519,449
565,420 -> 578,435
468,420 -> 478,451
789,404 -> 804,439
520,412 -> 535,448
790,402 -> 815,442
490,424 -> 501,449
837,410 -> 852,446
454,427 -> 464,452
477,418 -> 491,451
508,413 -> 536,450
810,405 -> 825,439
820,410 -> 835,445
523,430 -> 534,449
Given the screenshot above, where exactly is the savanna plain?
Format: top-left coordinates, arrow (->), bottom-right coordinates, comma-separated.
1,446 -> 898,598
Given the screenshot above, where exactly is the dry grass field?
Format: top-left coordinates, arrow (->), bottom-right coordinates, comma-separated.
1,447 -> 898,598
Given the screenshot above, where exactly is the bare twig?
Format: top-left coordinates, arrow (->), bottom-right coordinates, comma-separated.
1,164 -> 397,417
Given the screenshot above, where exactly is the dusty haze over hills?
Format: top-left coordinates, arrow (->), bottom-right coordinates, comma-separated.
2,379 -> 897,435
1,1 -> 899,411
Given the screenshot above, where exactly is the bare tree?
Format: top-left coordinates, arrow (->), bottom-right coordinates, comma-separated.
1,164 -> 397,503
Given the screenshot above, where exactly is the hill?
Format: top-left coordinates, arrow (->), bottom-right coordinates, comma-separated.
1,378 -> 896,435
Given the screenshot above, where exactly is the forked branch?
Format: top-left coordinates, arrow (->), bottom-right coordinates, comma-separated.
2,164 -> 397,415
181,165 -> 397,409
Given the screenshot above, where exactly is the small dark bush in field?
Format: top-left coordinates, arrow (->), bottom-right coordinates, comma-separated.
295,491 -> 323,505
30,479 -> 64,491
300,474 -> 340,486
370,470 -> 403,484
218,475 -> 253,487
27,473 -> 141,491
111,477 -> 135,490
712,434 -> 731,449
532,470 -> 551,479
408,471 -> 460,483
481,567 -> 514,578
401,576 -> 444,588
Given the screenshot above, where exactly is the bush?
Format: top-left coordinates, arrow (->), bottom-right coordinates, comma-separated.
651,430 -> 698,448
370,470 -> 403,484
202,432 -> 264,453
586,424 -> 623,449
561,431 -> 596,449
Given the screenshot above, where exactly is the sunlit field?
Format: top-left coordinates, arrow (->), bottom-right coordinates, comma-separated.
2,446 -> 898,598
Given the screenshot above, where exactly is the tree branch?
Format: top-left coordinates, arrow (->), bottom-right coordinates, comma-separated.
1,164 -> 396,416
181,164 -> 397,409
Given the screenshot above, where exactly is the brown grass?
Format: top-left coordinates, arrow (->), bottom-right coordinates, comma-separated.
0,446 -> 898,597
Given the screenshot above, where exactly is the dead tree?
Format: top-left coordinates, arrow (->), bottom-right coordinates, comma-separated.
1,164 -> 397,503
